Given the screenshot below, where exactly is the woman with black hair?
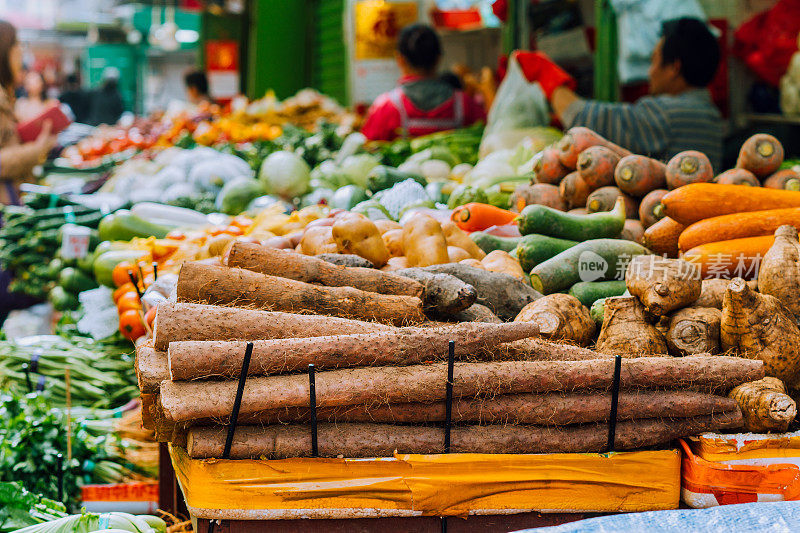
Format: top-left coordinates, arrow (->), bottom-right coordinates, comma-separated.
361,24 -> 485,141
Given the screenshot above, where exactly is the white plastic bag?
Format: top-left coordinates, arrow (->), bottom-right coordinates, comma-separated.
480,54 -> 551,157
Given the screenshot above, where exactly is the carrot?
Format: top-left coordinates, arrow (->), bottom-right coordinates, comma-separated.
722,278 -> 800,387
558,171 -> 591,208
176,262 -> 426,325
678,206 -> 800,251
511,183 -> 567,212
614,155 -> 667,197
638,189 -> 668,228
533,146 -> 570,184
665,150 -> 714,189
159,356 -> 764,422
661,183 -> 800,225
227,242 -> 423,296
167,322 -> 540,380
621,219 -> 645,244
642,216 -> 685,258
736,133 -> 784,178
682,235 -> 774,279
451,202 -> 518,232
729,377 -> 797,433
586,186 -> 639,219
714,168 -> 759,186
556,127 -> 631,168
763,169 -> 800,191
577,145 -> 620,189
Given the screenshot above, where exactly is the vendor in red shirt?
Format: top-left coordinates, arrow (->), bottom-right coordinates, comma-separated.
361,24 -> 486,141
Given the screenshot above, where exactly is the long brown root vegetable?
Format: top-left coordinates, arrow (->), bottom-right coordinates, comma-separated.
625,256 -> 701,315
596,297 -> 669,356
395,267 -> 476,315
317,253 -> 375,268
227,242 -> 423,297
505,337 -> 607,361
642,217 -> 686,258
512,183 -> 567,212
577,145 -> 620,189
556,127 -> 631,169
721,278 -> 800,387
585,186 -> 638,218
714,168 -> 759,187
135,341 -> 169,394
514,294 -> 595,346
159,356 -> 763,422
691,279 -> 757,309
665,150 -> 714,189
450,303 -> 502,323
420,263 -> 542,320
187,412 -> 743,459
666,307 -> 721,356
185,391 -> 737,428
176,262 -> 425,325
614,155 -> 667,197
639,189 -> 668,228
763,169 -> 800,191
167,322 -> 540,380
621,219 -> 645,244
153,302 -> 391,351
729,377 -> 797,433
559,171 -> 591,209
758,225 -> 800,320
737,133 -> 784,178
441,220 -> 486,259
533,146 -> 570,184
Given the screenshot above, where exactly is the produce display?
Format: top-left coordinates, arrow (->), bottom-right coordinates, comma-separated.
7,71 -> 800,524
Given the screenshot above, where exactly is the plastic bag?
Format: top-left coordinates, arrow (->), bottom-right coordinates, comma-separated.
480,54 -> 551,157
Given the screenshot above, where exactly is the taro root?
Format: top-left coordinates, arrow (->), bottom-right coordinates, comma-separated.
595,296 -> 668,356
625,255 -> 701,316
514,294 -> 595,346
666,307 -> 721,356
758,225 -> 800,322
729,377 -> 797,433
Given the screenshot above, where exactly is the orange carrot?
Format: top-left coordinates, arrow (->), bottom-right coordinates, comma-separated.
662,183 -> 800,225
512,183 -> 567,212
558,171 -> 591,208
614,155 -> 667,197
638,189 -> 668,229
714,168 -> 759,186
737,134 -> 784,178
533,146 -> 570,184
763,169 -> 800,191
451,203 -> 518,232
678,207 -> 800,251
642,217 -> 685,258
586,186 -> 639,219
576,145 -> 620,189
665,151 -> 714,189
683,235 -> 775,280
556,127 -> 631,169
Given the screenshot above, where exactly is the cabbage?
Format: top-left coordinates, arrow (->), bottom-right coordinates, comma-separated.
258,150 -> 311,199
189,154 -> 254,192
339,154 -> 380,187
464,150 -> 516,186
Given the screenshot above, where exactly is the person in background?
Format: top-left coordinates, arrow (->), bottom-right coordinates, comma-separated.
361,24 -> 486,141
0,20 -> 58,320
529,18 -> 723,170
15,70 -> 59,122
88,67 -> 124,126
59,73 -> 89,123
184,69 -> 211,106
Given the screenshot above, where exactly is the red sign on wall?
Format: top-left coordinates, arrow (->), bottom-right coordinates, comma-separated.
205,40 -> 239,100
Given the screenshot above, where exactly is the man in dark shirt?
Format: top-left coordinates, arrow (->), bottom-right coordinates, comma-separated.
59,73 -> 90,123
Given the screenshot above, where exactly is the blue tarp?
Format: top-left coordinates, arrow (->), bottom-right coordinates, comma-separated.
515,501 -> 800,533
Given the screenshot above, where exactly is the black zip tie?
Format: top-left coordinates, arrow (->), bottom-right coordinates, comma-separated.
36,375 -> 46,392
309,364 -> 318,457
22,363 -> 32,392
444,340 -> 455,454
442,517 -> 448,533
55,453 -> 64,503
127,270 -> 144,301
223,342 -> 253,460
137,263 -> 146,289
152,262 -> 158,282
605,355 -> 622,453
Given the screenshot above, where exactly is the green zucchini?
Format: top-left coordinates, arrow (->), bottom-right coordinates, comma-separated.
518,196 -> 626,241
530,239 -> 651,294
590,298 -> 606,325
469,232 -> 521,254
516,234 -> 579,273
568,280 -> 628,307
59,267 -> 97,293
